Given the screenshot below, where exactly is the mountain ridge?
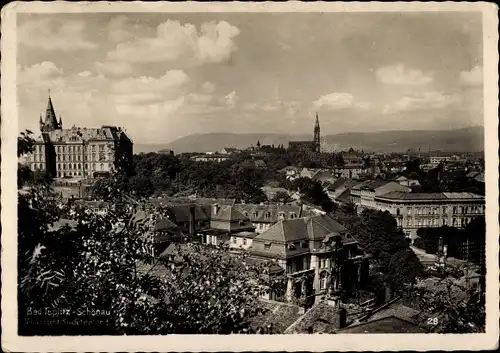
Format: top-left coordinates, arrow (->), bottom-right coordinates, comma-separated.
134,126 -> 484,154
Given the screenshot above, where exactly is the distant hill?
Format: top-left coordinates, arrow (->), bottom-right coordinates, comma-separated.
134,126 -> 484,154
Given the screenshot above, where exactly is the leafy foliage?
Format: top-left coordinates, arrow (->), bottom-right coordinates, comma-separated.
413,265 -> 485,333
331,208 -> 424,290
18,132 -> 282,335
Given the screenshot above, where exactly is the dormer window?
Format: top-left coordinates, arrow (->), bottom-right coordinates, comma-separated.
289,212 -> 296,219
244,211 -> 248,217
265,212 -> 271,219
301,242 -> 309,249
253,211 -> 258,218
264,242 -> 271,250
287,243 -> 296,251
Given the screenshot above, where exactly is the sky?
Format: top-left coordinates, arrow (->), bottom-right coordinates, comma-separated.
17,12 -> 483,144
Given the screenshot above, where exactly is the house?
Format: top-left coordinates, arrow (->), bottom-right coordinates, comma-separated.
334,164 -> 366,179
278,166 -> 302,181
374,191 -> 485,240
395,175 -> 421,187
130,209 -> 185,255
220,147 -> 240,155
198,203 -> 256,246
326,178 -> 362,203
228,231 -> 259,250
311,170 -> 337,184
300,168 -> 316,179
249,214 -> 370,305
350,180 -> 411,210
158,149 -> 174,156
341,296 -> 423,333
28,95 -> 133,179
234,204 -> 309,233
190,154 -> 230,163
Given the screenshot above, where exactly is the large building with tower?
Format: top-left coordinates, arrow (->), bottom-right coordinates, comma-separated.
27,95 -> 133,179
288,113 -> 321,153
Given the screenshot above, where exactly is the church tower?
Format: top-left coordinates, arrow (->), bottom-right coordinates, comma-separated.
40,92 -> 62,132
313,113 -> 320,153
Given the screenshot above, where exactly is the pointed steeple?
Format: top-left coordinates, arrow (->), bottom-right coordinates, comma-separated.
313,112 -> 320,153
41,91 -> 60,132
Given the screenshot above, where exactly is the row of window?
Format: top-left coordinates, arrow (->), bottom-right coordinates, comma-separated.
57,171 -> 84,177
57,163 -> 106,171
231,237 -> 248,246
406,217 -> 473,227
400,205 -> 483,216
243,212 -> 297,220
56,145 -> 107,153
56,153 -> 111,162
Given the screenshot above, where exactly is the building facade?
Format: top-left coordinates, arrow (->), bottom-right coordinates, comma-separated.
350,181 -> 411,209
28,96 -> 133,179
373,192 -> 485,240
249,214 -> 370,305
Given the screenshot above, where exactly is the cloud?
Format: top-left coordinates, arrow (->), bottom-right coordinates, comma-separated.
313,92 -> 370,111
94,61 -> 133,76
223,91 -> 238,108
375,64 -> 434,85
78,71 -> 92,77
18,61 -> 66,90
106,20 -> 240,66
116,96 -> 186,116
18,18 -> 97,51
459,65 -> 483,86
111,70 -> 190,95
383,91 -> 460,114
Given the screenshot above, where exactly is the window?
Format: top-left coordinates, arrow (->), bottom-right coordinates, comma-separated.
57,146 -> 61,153
320,272 -> 327,290
253,212 -> 258,218
290,212 -> 296,219
243,211 -> 248,217
78,163 -> 81,170
265,212 -> 271,219
92,145 -> 96,152
264,242 -> 271,250
232,237 -> 236,244
288,243 -> 296,251
243,238 -> 247,246
301,242 -> 309,249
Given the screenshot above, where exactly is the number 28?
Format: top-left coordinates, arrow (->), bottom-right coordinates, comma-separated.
427,317 -> 439,325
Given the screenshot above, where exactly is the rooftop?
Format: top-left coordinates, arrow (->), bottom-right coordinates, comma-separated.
377,191 -> 485,201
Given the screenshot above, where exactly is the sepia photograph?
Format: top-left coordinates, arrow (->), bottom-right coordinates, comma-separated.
2,1 -> 499,352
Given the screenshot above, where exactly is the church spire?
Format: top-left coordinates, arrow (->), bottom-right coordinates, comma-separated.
313,112 -> 320,153
41,91 -> 60,132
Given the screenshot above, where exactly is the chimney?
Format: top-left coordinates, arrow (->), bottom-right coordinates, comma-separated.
189,204 -> 196,235
213,203 -> 220,215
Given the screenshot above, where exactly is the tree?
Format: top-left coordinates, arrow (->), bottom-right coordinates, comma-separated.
18,133 -> 280,334
414,265 -> 485,333
337,209 -> 424,290
270,191 -> 293,204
